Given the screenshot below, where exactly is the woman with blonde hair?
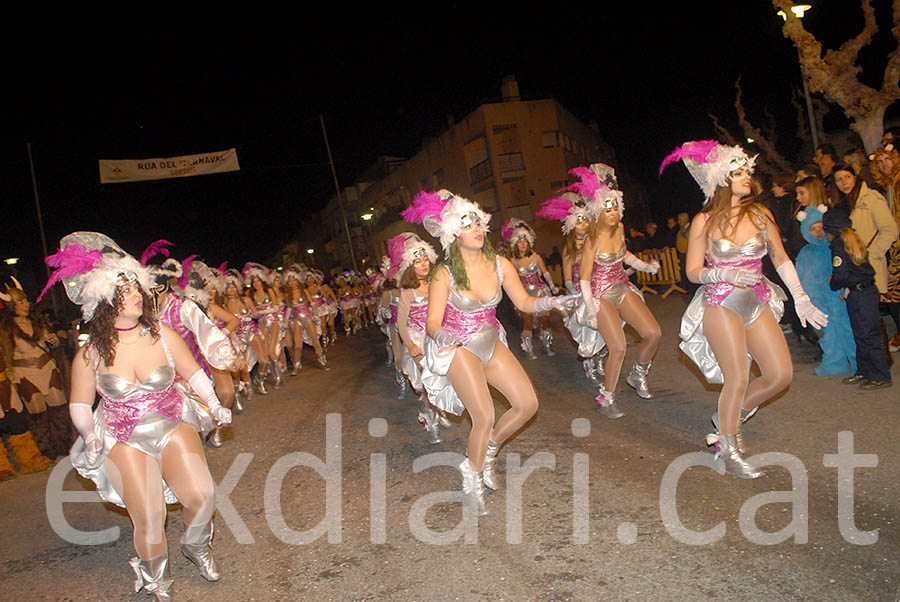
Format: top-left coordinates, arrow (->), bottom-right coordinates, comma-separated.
661,140 -> 827,479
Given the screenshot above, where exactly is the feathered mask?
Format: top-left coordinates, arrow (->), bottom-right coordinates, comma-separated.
537,191 -> 593,235
223,268 -> 245,293
38,231 -> 153,321
175,259 -> 212,308
242,262 -> 272,288
389,232 -> 438,284
658,140 -> 757,200
561,164 -> 624,219
501,218 -> 536,246
400,189 -> 491,254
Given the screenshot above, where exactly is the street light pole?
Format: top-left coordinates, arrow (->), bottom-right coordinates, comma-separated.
319,115 -> 358,273
27,142 -> 58,315
778,4 -> 819,152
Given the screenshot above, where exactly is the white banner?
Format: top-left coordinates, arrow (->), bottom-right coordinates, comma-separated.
99,148 -> 240,183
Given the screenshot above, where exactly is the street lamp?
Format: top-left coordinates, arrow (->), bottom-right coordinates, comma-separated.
777,3 -> 818,150
361,212 -> 374,221
307,248 -> 315,255
3,257 -> 19,265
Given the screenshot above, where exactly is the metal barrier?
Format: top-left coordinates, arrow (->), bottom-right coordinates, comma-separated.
634,247 -> 688,298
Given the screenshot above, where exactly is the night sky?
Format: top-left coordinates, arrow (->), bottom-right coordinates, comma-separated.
3,3 -> 898,295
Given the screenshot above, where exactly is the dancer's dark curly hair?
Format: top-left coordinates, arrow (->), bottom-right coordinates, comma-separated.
86,286 -> 159,367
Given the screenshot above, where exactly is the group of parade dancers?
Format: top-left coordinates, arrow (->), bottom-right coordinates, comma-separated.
40,140 -> 833,599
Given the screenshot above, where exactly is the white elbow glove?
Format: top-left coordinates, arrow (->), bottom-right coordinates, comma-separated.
564,280 -> 577,295
432,329 -> 461,348
535,294 -> 578,313
776,262 -> 828,329
698,267 -> 762,287
70,403 -> 103,468
580,280 -> 596,317
624,254 -> 660,274
189,369 -> 232,425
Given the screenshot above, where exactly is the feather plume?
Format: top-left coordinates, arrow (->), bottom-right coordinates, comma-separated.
536,196 -> 574,221
562,166 -> 606,201
401,190 -> 448,224
140,239 -> 173,266
217,261 -> 228,273
37,243 -> 103,303
657,139 -> 719,175
178,254 -> 199,289
501,220 -> 515,243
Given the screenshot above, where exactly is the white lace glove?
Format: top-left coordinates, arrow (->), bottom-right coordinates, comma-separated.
564,280 -> 577,295
776,262 -> 829,329
70,402 -> 103,468
698,267 -> 762,287
432,329 -> 461,348
534,294 -> 578,313
580,280 -> 596,318
542,271 -> 560,295
189,370 -> 232,425
624,253 -> 660,274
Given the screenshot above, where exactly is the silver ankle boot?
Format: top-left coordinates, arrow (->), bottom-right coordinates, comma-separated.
290,357 -> 301,376
583,358 -> 602,387
396,370 -> 408,399
417,410 -> 442,444
181,519 -> 221,581
207,426 -> 224,448
458,458 -> 488,516
540,330 -> 555,356
595,387 -> 625,419
437,411 -> 452,428
482,440 -> 501,491
520,333 -> 537,360
710,407 -> 758,453
626,361 -> 653,399
271,361 -> 286,389
129,554 -> 173,601
595,349 -> 607,378
706,433 -> 763,479
385,340 -> 394,366
253,367 -> 269,395
241,380 -> 253,402
232,384 -> 243,413
317,352 -> 330,371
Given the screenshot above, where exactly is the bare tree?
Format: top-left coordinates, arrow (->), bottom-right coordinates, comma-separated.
774,0 -> 900,152
792,87 -> 829,152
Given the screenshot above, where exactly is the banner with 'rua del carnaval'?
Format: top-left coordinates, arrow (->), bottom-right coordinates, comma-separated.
99,148 -> 240,183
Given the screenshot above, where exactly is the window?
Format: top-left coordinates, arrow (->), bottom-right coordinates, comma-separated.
493,123 -> 517,134
497,152 -> 524,172
542,130 -> 557,148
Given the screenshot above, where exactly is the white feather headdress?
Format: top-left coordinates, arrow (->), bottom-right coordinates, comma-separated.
501,218 -> 536,247
537,192 -> 595,235
38,231 -> 153,321
659,140 -> 757,200
387,232 -> 438,284
401,190 -> 491,254
242,262 -> 273,288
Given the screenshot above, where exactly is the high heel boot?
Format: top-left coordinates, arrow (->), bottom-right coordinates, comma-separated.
241,380 -> 253,402
290,355 -> 301,376
583,358 -> 602,387
206,426 -> 224,448
458,458 -> 488,516
231,384 -> 243,413
385,339 -> 394,367
396,370 -> 408,399
271,360 -> 286,390
626,360 -> 653,399
416,409 -> 442,444
520,333 -> 537,360
253,366 -> 269,395
595,386 -> 624,419
705,433 -> 763,479
181,519 -> 221,581
482,440 -> 501,491
129,554 -> 173,601
539,330 -> 555,356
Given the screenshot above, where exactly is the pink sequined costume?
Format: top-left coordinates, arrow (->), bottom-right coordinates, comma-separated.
397,291 -> 429,392
69,333 -> 215,508
421,258 -> 507,415
158,294 -> 237,379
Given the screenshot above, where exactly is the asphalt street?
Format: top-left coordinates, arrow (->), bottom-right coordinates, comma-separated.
0,293 -> 897,601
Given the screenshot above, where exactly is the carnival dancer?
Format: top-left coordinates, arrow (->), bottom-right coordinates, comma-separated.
351,275 -> 367,330
402,190 -> 576,515
223,269 -> 268,395
568,164 -> 663,418
502,218 -> 560,358
284,265 -> 329,372
40,232 -> 230,600
379,251 -> 407,397
336,275 -> 357,336
375,255 -> 397,366
140,245 -> 242,448
391,232 -> 450,444
243,263 -> 285,389
660,140 -> 827,478
537,191 -> 608,387
306,269 -> 337,348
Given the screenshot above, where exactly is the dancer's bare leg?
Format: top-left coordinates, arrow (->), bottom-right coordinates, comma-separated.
390,329 -> 403,368
160,423 -> 216,529
522,312 -> 533,338
593,299 -> 627,391
303,319 -> 323,355
210,366 -> 234,409
743,309 -> 793,412
446,348 -> 494,471
483,342 -> 539,444
106,444 -> 167,560
702,305 -> 750,435
616,291 -> 662,363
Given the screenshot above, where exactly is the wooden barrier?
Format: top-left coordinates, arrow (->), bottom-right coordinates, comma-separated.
634,247 -> 688,298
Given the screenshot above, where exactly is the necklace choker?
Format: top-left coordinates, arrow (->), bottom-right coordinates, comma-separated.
115,323 -> 140,332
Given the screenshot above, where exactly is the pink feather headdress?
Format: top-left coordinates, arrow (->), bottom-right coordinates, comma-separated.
37,243 -> 103,303
402,189 -> 491,253
537,192 -> 594,235
178,254 -> 199,290
400,191 -> 448,225
658,140 -> 756,200
140,239 -> 173,266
